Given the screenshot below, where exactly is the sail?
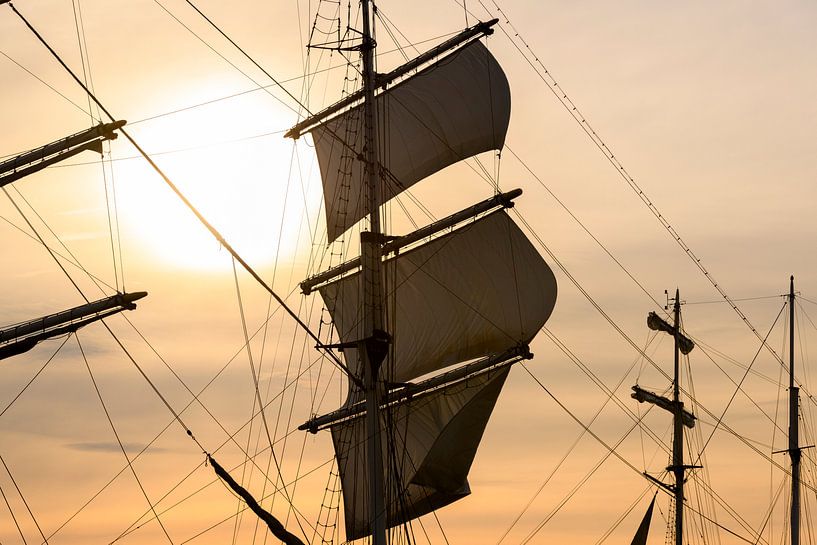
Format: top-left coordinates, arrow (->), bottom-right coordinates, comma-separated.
318,210 -> 557,383
310,40 -> 511,242
331,366 -> 510,540
629,494 -> 657,545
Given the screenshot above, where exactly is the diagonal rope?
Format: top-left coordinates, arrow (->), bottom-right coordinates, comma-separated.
0,477 -> 29,544
692,302 -> 786,465
230,257 -> 310,542
75,333 -> 175,544
0,453 -> 49,543
0,334 -> 71,417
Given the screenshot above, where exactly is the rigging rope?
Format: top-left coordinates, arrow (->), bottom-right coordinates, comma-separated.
69,0 -> 125,292
108,351 -> 326,544
692,303 -> 786,465
6,185 -> 108,294
75,334 -> 175,544
594,487 -> 653,545
229,257 -> 310,543
494,332 -> 661,545
512,207 -> 809,496
0,33 -> 458,158
0,453 -> 49,544
0,215 -> 110,293
0,334 -> 70,417
0,478 -> 28,544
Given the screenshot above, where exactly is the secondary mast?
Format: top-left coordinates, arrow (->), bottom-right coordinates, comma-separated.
669,291 -> 685,545
788,275 -> 801,545
632,289 -> 698,545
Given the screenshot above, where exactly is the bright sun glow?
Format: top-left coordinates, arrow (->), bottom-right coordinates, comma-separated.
115,100 -> 315,272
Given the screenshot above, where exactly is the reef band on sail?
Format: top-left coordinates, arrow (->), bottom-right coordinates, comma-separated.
300,188 -> 523,294
300,344 -> 532,433
284,18 -> 498,139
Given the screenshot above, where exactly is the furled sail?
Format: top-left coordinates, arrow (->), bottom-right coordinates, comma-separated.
331,366 -> 510,540
318,210 -> 557,383
309,40 -> 511,242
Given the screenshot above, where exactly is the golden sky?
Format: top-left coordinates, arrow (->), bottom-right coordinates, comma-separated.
1,1 -> 817,544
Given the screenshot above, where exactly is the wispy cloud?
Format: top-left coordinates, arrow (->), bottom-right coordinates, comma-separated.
64,441 -> 167,454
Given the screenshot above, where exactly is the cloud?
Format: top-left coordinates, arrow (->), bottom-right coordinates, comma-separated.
64,441 -> 167,454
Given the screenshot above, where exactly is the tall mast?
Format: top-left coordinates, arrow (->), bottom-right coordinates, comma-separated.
671,289 -> 684,545
789,275 -> 800,545
359,1 -> 388,544
633,290 -> 698,545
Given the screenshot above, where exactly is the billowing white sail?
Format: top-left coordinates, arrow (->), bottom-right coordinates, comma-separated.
310,40 -> 511,242
331,367 -> 510,540
318,210 -> 557,383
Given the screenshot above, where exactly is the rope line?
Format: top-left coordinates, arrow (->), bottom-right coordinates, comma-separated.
0,334 -> 71,417
692,303 -> 786,465
0,212 -> 117,292
494,331 -> 660,545
230,257 -> 309,542
0,453 -> 49,543
0,477 -> 29,544
75,334 -> 175,544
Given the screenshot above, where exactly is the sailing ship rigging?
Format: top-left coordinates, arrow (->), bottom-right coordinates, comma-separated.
1,2 -> 817,545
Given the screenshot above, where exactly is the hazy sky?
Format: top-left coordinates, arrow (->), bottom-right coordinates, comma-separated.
1,1 -> 817,545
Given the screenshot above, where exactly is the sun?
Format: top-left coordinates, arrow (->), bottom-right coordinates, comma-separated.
113,100 -> 315,273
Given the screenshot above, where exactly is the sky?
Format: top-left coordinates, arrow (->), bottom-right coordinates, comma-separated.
1,1 -> 817,544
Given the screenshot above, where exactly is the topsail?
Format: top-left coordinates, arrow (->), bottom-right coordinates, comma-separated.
310,40 -> 511,242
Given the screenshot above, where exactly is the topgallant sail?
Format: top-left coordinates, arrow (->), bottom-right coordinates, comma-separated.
290,15 -> 557,541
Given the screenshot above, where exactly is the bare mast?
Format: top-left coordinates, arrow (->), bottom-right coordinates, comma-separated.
670,290 -> 684,545
632,290 -> 698,545
789,275 -> 800,545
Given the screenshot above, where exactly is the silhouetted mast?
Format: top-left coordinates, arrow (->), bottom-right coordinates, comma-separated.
632,289 -> 698,545
359,1 -> 388,543
789,276 -> 801,545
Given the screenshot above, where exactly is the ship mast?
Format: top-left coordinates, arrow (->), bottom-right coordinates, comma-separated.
291,7 -> 515,540
669,290 -> 685,545
632,289 -> 699,545
359,1 -> 388,543
788,275 -> 801,545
